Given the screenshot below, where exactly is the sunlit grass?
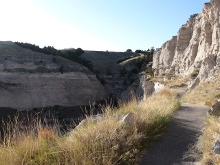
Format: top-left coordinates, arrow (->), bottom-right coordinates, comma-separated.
0,91 -> 180,165
182,76 -> 220,105
188,116 -> 220,165
151,76 -> 188,88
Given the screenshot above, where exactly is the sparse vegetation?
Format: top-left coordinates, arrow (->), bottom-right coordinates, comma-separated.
117,48 -> 154,65
182,76 -> 220,105
14,42 -> 93,71
188,116 -> 220,164
117,54 -> 140,64
0,92 -> 179,165
151,76 -> 188,88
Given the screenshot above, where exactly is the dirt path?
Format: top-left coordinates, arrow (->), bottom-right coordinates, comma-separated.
139,90 -> 209,165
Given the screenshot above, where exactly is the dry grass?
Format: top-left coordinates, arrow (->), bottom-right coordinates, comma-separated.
0,92 -> 180,165
190,116 -> 220,164
182,77 -> 220,105
150,76 -> 164,83
157,87 -> 178,96
151,76 -> 188,88
165,77 -> 188,88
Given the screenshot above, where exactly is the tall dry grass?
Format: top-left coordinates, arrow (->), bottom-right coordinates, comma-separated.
0,91 -> 179,165
182,77 -> 220,105
188,116 -> 220,165
151,76 -> 188,88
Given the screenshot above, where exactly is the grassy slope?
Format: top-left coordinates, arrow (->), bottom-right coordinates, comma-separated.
182,77 -> 220,106
0,92 -> 179,165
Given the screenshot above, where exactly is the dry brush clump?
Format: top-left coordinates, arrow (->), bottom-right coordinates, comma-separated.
0,91 -> 179,165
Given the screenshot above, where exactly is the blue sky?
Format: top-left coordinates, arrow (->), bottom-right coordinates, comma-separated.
0,0 -> 208,51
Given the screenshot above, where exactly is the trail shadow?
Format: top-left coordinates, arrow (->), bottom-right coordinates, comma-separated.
139,105 -> 207,165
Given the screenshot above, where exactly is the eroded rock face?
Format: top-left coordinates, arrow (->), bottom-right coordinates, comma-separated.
0,41 -> 106,109
153,0 -> 220,82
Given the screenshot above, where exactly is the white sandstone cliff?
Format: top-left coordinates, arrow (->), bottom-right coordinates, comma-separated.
153,0 -> 220,84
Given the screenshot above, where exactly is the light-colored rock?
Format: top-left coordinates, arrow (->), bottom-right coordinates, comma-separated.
188,77 -> 200,90
120,74 -> 155,101
143,81 -> 155,99
208,99 -> 220,116
119,112 -> 134,129
212,140 -> 220,154
76,114 -> 104,128
0,41 -> 106,109
154,82 -> 165,93
153,0 -> 220,87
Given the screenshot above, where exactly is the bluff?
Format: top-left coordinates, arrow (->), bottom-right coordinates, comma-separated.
153,0 -> 220,86
0,41 -> 106,109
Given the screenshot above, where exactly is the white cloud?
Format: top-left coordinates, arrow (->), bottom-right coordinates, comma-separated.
0,0 -> 123,51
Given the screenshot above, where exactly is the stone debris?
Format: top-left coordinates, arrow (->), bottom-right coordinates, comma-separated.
119,112 -> 134,130
208,99 -> 220,116
213,140 -> 220,154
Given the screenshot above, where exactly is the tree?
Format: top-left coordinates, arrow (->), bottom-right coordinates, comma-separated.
150,47 -> 155,54
126,49 -> 132,52
135,50 -> 142,53
75,48 -> 84,56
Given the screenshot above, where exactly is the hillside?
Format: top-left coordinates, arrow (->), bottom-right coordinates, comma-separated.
0,41 -> 106,109
80,50 -> 153,100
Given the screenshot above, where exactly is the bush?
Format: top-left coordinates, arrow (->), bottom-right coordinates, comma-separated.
126,49 -> 132,52
135,50 -> 142,53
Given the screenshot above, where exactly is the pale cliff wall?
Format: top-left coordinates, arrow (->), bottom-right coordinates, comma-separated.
0,41 -> 106,109
153,0 -> 220,81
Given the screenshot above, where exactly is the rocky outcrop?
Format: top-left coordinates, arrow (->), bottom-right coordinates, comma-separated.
0,41 -> 106,109
213,140 -> 220,154
208,99 -> 220,116
81,51 -> 150,100
81,50 -> 136,97
120,74 -> 155,101
153,0 -> 220,83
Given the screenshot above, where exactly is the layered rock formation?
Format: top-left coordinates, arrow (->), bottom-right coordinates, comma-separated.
0,41 -> 106,109
153,0 -> 220,83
